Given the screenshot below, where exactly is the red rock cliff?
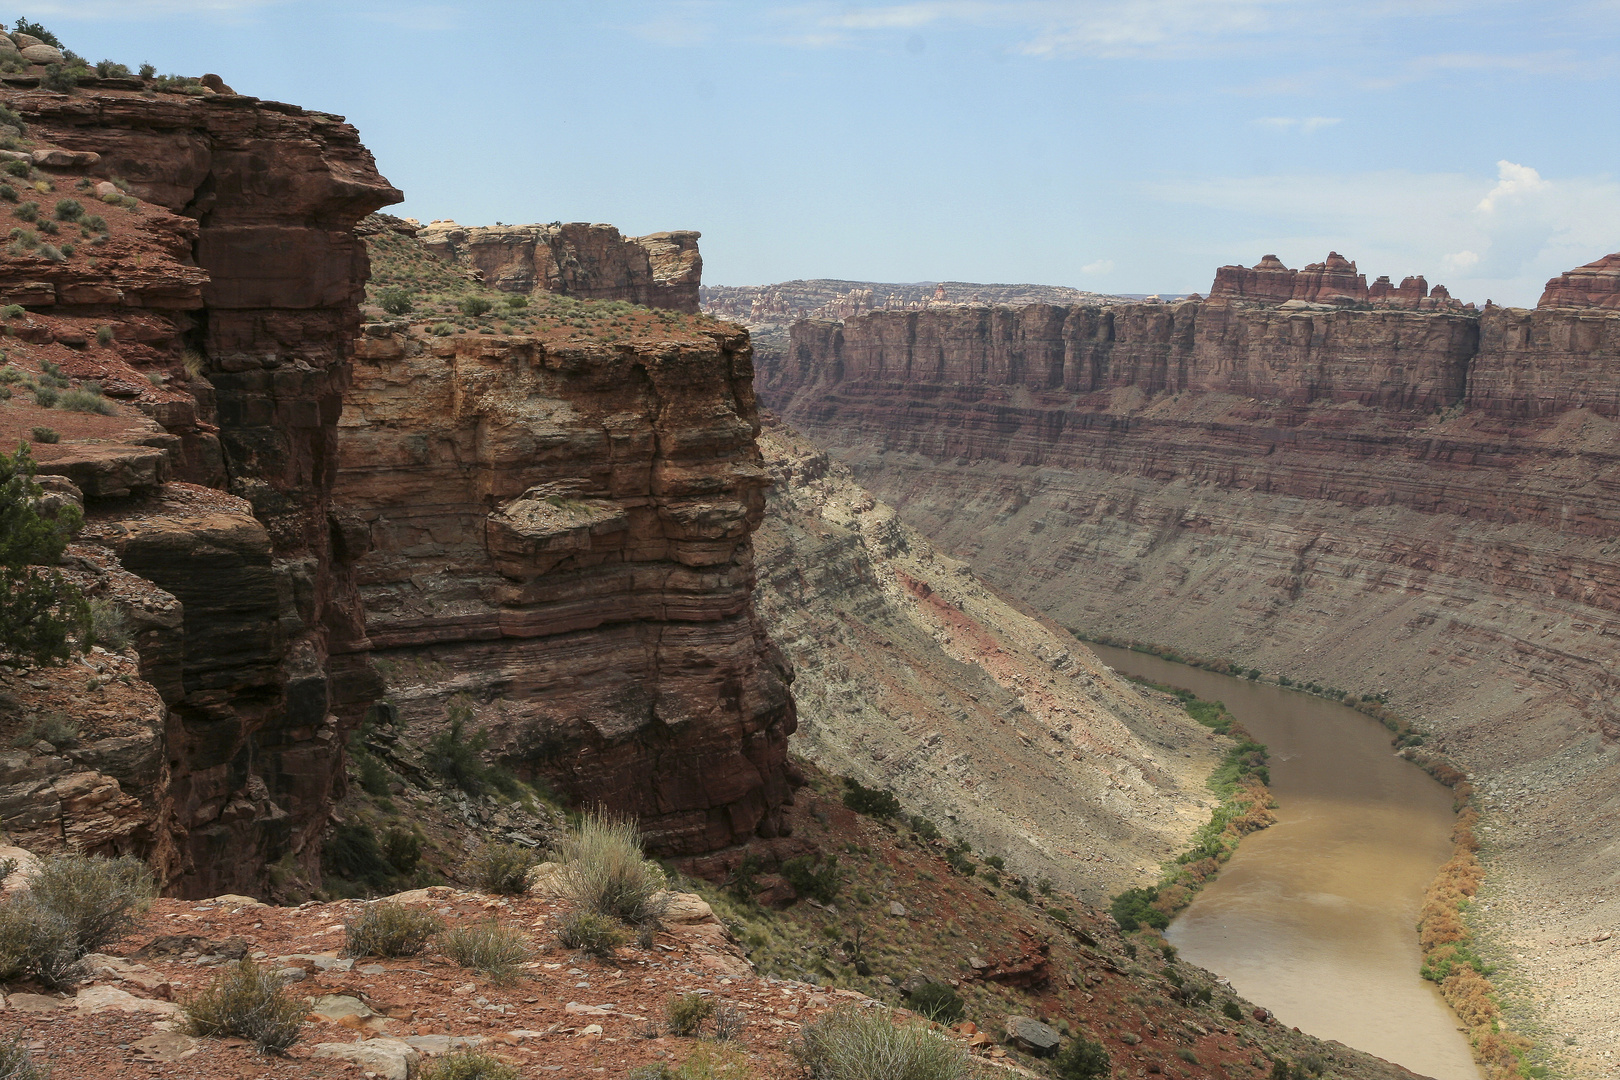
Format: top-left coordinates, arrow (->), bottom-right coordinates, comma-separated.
4,77 -> 400,895
334,322 -> 798,853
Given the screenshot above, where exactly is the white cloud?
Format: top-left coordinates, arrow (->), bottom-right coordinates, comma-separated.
631,1 -> 719,46
1082,258 -> 1115,275
22,0 -> 281,15
1477,160 -> 1550,212
1254,116 -> 1341,133
1149,162 -> 1620,306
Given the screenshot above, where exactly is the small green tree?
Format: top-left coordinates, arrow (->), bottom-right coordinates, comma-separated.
0,443 -> 89,668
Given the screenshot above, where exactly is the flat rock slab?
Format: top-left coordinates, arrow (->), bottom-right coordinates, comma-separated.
74,985 -> 181,1017
4,994 -> 63,1012
130,1031 -> 198,1063
311,1037 -> 419,1080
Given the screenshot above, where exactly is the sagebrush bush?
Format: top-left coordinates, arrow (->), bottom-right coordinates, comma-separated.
27,853 -> 155,955
89,598 -> 131,652
184,957 -> 305,1052
554,810 -> 667,925
797,1005 -> 970,1080
0,1032 -> 46,1080
56,389 -> 114,415
53,199 -> 82,221
1055,1034 -> 1111,1080
12,200 -> 35,221
464,840 -> 538,895
665,991 -> 714,1036
377,286 -> 412,315
31,385 -> 57,408
29,426 -> 57,443
0,899 -> 79,987
555,909 -> 627,958
438,919 -> 530,983
459,296 -> 493,317
344,900 -> 443,958
420,1050 -> 519,1080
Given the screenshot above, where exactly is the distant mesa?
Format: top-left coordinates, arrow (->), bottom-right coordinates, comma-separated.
1536,251 -> 1620,310
1209,252 -> 1468,311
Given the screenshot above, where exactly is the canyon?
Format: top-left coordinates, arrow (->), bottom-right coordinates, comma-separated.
759,251 -> 1620,1075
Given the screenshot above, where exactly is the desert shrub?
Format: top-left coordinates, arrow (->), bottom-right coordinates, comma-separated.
712,1000 -> 745,1042
12,711 -> 79,747
85,214 -> 106,232
12,200 -> 35,221
184,958 -> 305,1052
503,294 -> 528,310
377,286 -> 413,315
0,104 -> 22,132
553,810 -> 668,925
0,186 -> 14,203
1,305 -> 24,320
0,1032 -> 46,1080
782,853 -> 841,905
556,909 -> 628,958
36,243 -> 62,262
1055,1034 -> 1111,1080
41,65 -> 79,94
908,815 -> 940,841
459,296 -> 493,317
905,981 -> 964,1024
29,426 -> 57,443
138,63 -> 156,79
381,827 -> 422,874
1,444 -> 88,668
420,1050 -> 519,1080
53,199 -> 82,222
27,853 -> 156,954
322,820 -> 392,893
841,777 -> 901,819
666,992 -> 714,1036
1109,886 -> 1168,931
1222,999 -> 1244,1022
13,19 -> 60,46
95,325 -> 113,346
3,162 -> 28,180
464,840 -> 539,896
1177,1048 -> 1200,1065
0,385 -> 9,401
797,1004 -> 969,1080
56,389 -> 114,414
30,385 -> 58,409
0,899 -> 78,987
343,900 -> 443,958
424,701 -> 523,797
439,919 -> 530,982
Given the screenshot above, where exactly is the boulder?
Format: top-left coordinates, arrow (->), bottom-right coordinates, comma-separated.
10,33 -> 42,47
19,44 -> 63,65
311,1038 -> 419,1080
1003,1015 -> 1061,1057
31,148 -> 100,169
200,73 -> 235,94
524,861 -> 566,897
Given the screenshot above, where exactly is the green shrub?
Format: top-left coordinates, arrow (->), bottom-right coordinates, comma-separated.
553,810 -> 668,925
0,1032 -> 46,1080
0,899 -> 78,987
377,286 -> 412,315
381,827 -> 422,874
29,426 -> 57,443
1222,999 -> 1245,1022
13,19 -> 61,47
797,1004 -> 969,1080
1109,886 -> 1168,931
344,901 -> 443,958
56,389 -> 114,415
4,162 -> 28,179
1,444 -> 88,668
1,306 -> 23,320
184,958 -> 305,1052
0,104 -> 23,133
841,777 -> 901,818
322,820 -> 392,893
84,214 -> 106,232
36,243 -> 63,262
503,294 -> 528,310
94,60 -> 132,79
95,325 -> 113,346
424,701 -> 523,797
438,919 -> 530,983
12,710 -> 79,748
782,854 -> 841,905
464,840 -> 538,896
41,65 -> 79,94
665,991 -> 714,1036
12,201 -> 35,222
555,909 -> 628,958
908,815 -> 940,841
53,199 -> 82,222
28,853 -> 156,954
420,1050 -> 519,1080
459,296 -> 493,317
1055,1034 -> 1111,1080
905,981 -> 964,1024
138,63 -> 156,79
0,185 -> 14,203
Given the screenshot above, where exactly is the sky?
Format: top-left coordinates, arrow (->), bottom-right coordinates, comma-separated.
27,1 -> 1620,305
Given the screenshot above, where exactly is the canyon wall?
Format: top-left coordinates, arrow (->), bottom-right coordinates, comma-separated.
760,260 -> 1620,1060
421,222 -> 702,312
333,321 -> 798,854
3,80 -> 400,895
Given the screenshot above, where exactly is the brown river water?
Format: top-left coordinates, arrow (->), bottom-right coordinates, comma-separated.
1089,646 -> 1482,1080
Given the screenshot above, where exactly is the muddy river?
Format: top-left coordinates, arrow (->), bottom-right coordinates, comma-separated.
1089,646 -> 1481,1080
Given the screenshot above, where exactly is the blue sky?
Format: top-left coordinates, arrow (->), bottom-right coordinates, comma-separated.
28,1 -> 1620,304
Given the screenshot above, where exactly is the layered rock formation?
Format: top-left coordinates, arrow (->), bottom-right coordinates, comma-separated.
1536,251 -> 1620,310
333,320 -> 797,853
760,260 -> 1620,1069
752,422 -> 1224,901
1,75 -> 401,895
420,222 -> 701,312
1211,252 -> 1465,310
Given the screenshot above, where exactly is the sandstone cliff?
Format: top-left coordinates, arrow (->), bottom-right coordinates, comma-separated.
0,73 -> 400,896
335,231 -> 798,854
419,221 -> 701,312
760,264 -> 1620,1069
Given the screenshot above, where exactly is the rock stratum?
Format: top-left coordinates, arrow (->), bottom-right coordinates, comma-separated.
758,255 -> 1620,1073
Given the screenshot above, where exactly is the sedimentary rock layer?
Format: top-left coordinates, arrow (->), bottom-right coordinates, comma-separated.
6,81 -> 400,895
761,285 -> 1620,1070
334,325 -> 797,853
420,222 -> 702,312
